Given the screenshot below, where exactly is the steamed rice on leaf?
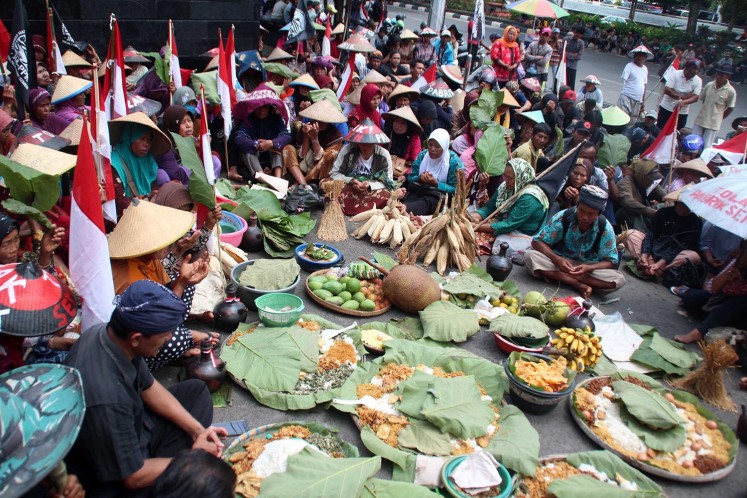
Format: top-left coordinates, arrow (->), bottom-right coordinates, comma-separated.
239,258 -> 301,290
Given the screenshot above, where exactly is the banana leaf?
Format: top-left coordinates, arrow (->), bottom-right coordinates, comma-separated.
235,188 -> 285,219
420,375 -> 496,439
612,380 -> 681,430
170,133 -> 216,209
189,70 -> 220,104
475,125 -> 509,176
597,134 -> 631,168
419,301 -> 480,343
489,314 -> 548,339
361,478 -> 440,498
629,323 -> 657,337
649,332 -> 700,369
260,447 -> 380,497
0,155 -> 61,212
621,406 -> 686,452
1,199 -> 52,229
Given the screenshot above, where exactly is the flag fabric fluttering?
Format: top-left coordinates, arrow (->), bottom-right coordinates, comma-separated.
336,55 -> 356,101
90,74 -> 117,223
661,55 -> 680,84
701,132 -> 747,165
411,63 -> 437,91
102,17 -> 129,120
536,145 -> 582,202
0,20 -> 10,62
70,116 -> 116,329
288,0 -> 318,44
225,25 -> 239,103
8,0 -> 37,121
51,3 -> 87,53
554,41 -> 567,92
45,8 -> 66,75
198,85 -> 216,186
217,33 -> 233,140
322,17 -> 332,57
168,19 -> 182,88
471,0 -> 485,42
359,1 -> 370,24
641,105 -> 679,165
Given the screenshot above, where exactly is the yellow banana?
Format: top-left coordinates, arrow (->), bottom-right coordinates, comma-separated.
570,359 -> 578,371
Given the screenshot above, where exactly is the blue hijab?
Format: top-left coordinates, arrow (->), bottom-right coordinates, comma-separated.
111,123 -> 159,197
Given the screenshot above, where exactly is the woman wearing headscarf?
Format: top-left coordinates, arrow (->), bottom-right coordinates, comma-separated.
348,83 -> 384,129
0,109 -> 18,156
414,99 -> 439,145
50,75 -> 91,130
471,158 -> 549,255
490,26 -> 522,84
616,157 -> 666,231
402,129 -> 463,215
330,118 -> 401,216
28,88 -> 54,132
549,158 -> 594,217
383,106 -> 423,180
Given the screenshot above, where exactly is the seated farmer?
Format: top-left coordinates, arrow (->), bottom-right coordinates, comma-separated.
524,185 -> 625,298
65,280 -> 227,498
513,122 -> 551,170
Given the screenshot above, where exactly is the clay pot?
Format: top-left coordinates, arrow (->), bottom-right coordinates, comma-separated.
486,242 -> 513,281
241,212 -> 264,252
564,299 -> 595,331
187,339 -> 226,392
213,282 -> 248,333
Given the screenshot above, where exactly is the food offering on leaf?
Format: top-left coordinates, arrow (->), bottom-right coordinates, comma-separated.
361,328 -> 393,350
515,450 -> 666,498
225,422 -> 358,498
550,326 -> 602,372
571,375 -> 737,480
302,243 -> 337,262
307,269 -> 389,313
515,355 -> 570,393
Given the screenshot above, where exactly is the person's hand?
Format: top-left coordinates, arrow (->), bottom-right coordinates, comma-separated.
40,224 -> 65,257
174,231 -> 201,257
478,172 -> 489,187
307,122 -> 319,141
554,256 -> 575,273
604,165 -> 615,182
179,253 -> 210,286
569,264 -> 592,276
205,204 -> 222,231
564,186 -> 579,203
126,81 -> 136,91
504,133 -> 513,151
420,172 -> 438,186
168,81 -> 177,94
546,100 -> 556,112
258,139 -> 274,152
192,426 -> 227,457
351,179 -> 366,192
48,335 -> 77,351
299,100 -> 311,111
2,84 -> 15,106
48,473 -> 85,498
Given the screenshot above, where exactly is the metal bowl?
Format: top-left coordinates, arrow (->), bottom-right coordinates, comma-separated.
504,353 -> 576,414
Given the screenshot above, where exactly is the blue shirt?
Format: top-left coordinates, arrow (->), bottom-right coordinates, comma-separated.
534,209 -> 618,264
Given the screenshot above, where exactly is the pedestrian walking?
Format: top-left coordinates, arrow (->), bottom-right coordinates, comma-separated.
618,45 -> 652,120
564,26 -> 586,91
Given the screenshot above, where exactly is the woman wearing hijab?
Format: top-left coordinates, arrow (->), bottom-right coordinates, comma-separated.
414,99 -> 439,145
383,106 -> 423,180
348,83 -> 384,129
403,128 -> 464,215
0,109 -> 18,156
490,26 -> 522,84
471,158 -> 549,255
28,88 -> 54,132
549,158 -> 594,217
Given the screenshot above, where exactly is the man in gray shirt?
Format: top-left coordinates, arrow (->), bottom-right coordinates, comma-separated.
564,27 -> 586,91
524,27 -> 554,86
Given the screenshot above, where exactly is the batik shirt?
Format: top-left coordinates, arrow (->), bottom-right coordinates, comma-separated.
534,209 -> 618,264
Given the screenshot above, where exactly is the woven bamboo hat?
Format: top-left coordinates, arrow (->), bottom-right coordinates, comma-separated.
420,78 -> 454,100
338,33 -> 376,53
387,84 -> 420,106
362,69 -> 388,85
289,73 -> 320,90
266,47 -> 294,62
498,88 -> 520,107
345,118 -> 390,144
108,112 -> 172,156
674,158 -> 713,178
299,99 -> 347,124
346,84 -> 363,105
51,75 -> 92,105
440,64 -> 463,86
382,105 -> 422,132
10,143 -> 77,175
108,199 -> 195,259
205,54 -> 220,71
61,50 -> 91,68
601,105 -> 631,126
59,118 -> 84,146
663,183 -> 694,203
331,23 -> 346,35
400,29 -> 420,40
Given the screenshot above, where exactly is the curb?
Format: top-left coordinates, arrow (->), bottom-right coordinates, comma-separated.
390,2 -> 508,27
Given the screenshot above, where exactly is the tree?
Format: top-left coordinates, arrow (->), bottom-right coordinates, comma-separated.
685,0 -> 702,35
629,0 -> 638,21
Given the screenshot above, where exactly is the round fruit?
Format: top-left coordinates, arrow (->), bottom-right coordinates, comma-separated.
339,276 -> 350,284
323,281 -> 344,295
545,300 -> 570,326
342,300 -> 360,310
359,299 -> 376,312
308,276 -> 327,284
352,292 -> 366,303
346,278 -> 362,293
308,281 -> 323,291
522,291 -> 547,317
338,291 -> 352,302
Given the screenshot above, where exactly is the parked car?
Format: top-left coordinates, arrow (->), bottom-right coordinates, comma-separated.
601,15 -> 628,24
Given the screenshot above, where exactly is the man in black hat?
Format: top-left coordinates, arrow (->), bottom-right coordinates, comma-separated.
524,185 -> 625,298
563,120 -> 591,154
693,63 -> 737,147
66,280 -> 227,498
627,127 -> 654,162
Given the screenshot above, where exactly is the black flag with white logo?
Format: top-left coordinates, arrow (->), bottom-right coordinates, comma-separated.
287,0 -> 317,44
8,0 -> 37,121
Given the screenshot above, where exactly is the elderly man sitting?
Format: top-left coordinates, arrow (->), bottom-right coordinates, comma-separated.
524,185 -> 625,298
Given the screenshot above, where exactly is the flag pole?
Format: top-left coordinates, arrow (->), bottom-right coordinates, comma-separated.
474,143 -> 582,230
664,104 -> 680,192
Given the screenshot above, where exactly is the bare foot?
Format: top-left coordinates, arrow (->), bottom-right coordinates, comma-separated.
674,329 -> 703,344
228,166 -> 245,183
570,282 -> 593,299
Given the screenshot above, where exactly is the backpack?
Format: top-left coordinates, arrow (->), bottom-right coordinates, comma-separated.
552,207 -> 607,257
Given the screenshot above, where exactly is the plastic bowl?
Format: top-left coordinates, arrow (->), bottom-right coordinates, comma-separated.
219,211 -> 248,247
254,293 -> 304,327
294,243 -> 343,272
493,333 -> 548,354
504,353 -> 576,414
441,455 -> 512,498
230,260 -> 300,311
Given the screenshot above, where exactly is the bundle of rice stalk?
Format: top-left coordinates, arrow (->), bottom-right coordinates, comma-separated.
670,339 -> 739,412
317,179 -> 347,241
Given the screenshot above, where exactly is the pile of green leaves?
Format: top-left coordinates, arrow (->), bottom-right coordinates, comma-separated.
489,314 -> 548,339
419,301 -> 480,343
544,450 -> 665,498
220,314 -> 365,410
237,258 -> 300,290
433,264 -> 520,309
0,155 -> 62,228
333,340 -> 540,481
629,325 -> 700,376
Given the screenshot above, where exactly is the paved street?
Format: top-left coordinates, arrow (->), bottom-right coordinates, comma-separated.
559,0 -> 725,30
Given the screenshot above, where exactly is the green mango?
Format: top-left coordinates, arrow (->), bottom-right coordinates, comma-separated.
308,281 -> 324,291
341,300 -> 360,310
359,299 -> 376,312
325,296 -> 345,306
313,289 -> 333,300
352,292 -> 366,303
322,280 -> 344,295
346,278 -> 362,293
338,291 -> 352,302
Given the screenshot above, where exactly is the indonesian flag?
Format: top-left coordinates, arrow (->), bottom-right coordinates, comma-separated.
168,19 -> 182,88
217,34 -> 233,139
322,17 -> 332,57
90,77 -> 116,223
359,1 -> 370,22
70,116 -> 115,329
198,85 -> 215,185
103,18 -> 129,120
336,55 -> 356,101
0,20 -> 9,62
641,105 -> 678,164
411,63 -> 437,91
555,41 -> 567,89
225,25 -> 239,102
45,8 -> 65,75
662,55 -> 680,83
701,132 -> 747,165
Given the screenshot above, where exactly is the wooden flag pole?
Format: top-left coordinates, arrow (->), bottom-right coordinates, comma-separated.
664,104 -> 680,193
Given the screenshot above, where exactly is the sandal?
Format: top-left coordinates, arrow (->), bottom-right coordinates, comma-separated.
669,285 -> 689,297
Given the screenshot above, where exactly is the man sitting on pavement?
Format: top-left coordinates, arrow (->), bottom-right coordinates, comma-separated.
65,280 -> 227,497
524,185 -> 625,298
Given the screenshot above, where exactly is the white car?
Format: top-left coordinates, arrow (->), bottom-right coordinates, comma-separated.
600,15 -> 628,24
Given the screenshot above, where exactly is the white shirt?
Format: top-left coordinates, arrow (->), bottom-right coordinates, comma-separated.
660,70 -> 702,115
620,62 -> 648,100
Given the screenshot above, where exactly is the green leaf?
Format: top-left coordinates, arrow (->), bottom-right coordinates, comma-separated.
259,447 -> 380,498
548,474 -> 664,498
419,301 -> 481,343
649,332 -> 700,369
236,189 -> 285,219
469,89 -> 503,130
564,450 -> 664,497
236,258 -> 301,290
373,251 -> 399,271
288,328 -> 320,372
394,370 -> 434,419
215,178 -> 237,198
587,354 -> 619,376
1,199 -> 52,229
622,406 -> 687,452
598,134 -> 632,168
629,324 -> 657,337
420,375 -> 496,439
630,338 -> 689,375
475,125 -> 509,176
397,419 -> 453,456
361,478 -> 440,498
612,380 -> 681,430
497,279 -> 521,297
486,405 -> 539,475
360,425 -> 415,473
441,272 -> 505,298
139,54 -> 169,84
170,132 -> 216,209
190,70 -> 220,104
463,263 -> 493,282
489,314 -> 548,339
0,155 -> 61,211
548,125 -> 565,160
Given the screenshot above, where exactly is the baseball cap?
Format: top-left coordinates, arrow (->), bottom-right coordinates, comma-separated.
541,27 -> 552,35
631,127 -> 647,142
560,89 -> 577,103
645,110 -> 657,119
573,121 -> 592,134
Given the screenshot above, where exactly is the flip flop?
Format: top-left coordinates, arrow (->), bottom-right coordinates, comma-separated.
669,285 -> 689,297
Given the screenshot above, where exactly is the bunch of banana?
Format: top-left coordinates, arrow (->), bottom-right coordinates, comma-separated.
550,326 -> 603,372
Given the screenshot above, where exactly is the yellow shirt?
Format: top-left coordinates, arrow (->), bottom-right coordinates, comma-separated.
514,141 -> 544,170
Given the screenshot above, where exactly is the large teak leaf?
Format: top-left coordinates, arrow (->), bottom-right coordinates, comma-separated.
475,125 -> 509,176
420,375 -> 495,439
612,380 -> 682,430
419,301 -> 480,343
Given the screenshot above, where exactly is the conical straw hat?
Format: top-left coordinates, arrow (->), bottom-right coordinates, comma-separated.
498,88 -> 520,107
266,47 -> 294,62
382,105 -> 422,131
108,112 -> 172,156
345,118 -> 390,144
601,105 -> 630,126
10,143 -> 77,176
400,29 -> 419,40
663,183 -> 694,203
299,99 -> 347,124
674,158 -> 713,178
108,199 -> 195,259
51,75 -> 92,105
338,34 -> 376,53
346,84 -> 363,105
331,23 -> 346,35
59,118 -> 85,146
205,54 -> 220,71
61,50 -> 91,68
420,78 -> 454,100
440,64 -> 463,85
362,69 -> 388,84
289,73 -> 320,89
387,84 -> 420,106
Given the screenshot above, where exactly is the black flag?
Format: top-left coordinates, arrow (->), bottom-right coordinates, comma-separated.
7,0 -> 37,121
51,3 -> 87,53
536,145 -> 582,204
287,0 -> 317,44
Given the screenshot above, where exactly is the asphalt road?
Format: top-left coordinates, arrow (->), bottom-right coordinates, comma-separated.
560,0 -> 724,30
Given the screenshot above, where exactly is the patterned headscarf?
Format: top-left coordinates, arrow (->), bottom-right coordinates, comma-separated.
492,158 -> 549,214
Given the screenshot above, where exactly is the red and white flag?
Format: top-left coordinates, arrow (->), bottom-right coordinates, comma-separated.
336,55 -> 356,101
198,85 -> 216,185
641,105 -> 679,164
168,19 -> 182,88
701,131 -> 747,165
662,55 -> 680,83
70,116 -> 115,329
103,17 -> 129,120
411,63 -> 437,91
225,25 -> 240,100
322,17 -> 332,57
217,33 -> 233,139
555,41 -> 567,89
90,76 -> 117,223
45,8 -> 65,75
359,3 -> 370,23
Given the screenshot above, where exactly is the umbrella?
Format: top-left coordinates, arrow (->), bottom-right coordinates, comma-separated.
679,176 -> 747,238
506,0 -> 569,18
0,261 -> 77,337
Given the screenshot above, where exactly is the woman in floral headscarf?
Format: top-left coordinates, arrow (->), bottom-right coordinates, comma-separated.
471,158 -> 549,255
490,26 -> 522,84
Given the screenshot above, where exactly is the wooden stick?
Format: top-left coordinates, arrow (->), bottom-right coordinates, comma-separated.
474,142 -> 582,230
665,104 -> 681,193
